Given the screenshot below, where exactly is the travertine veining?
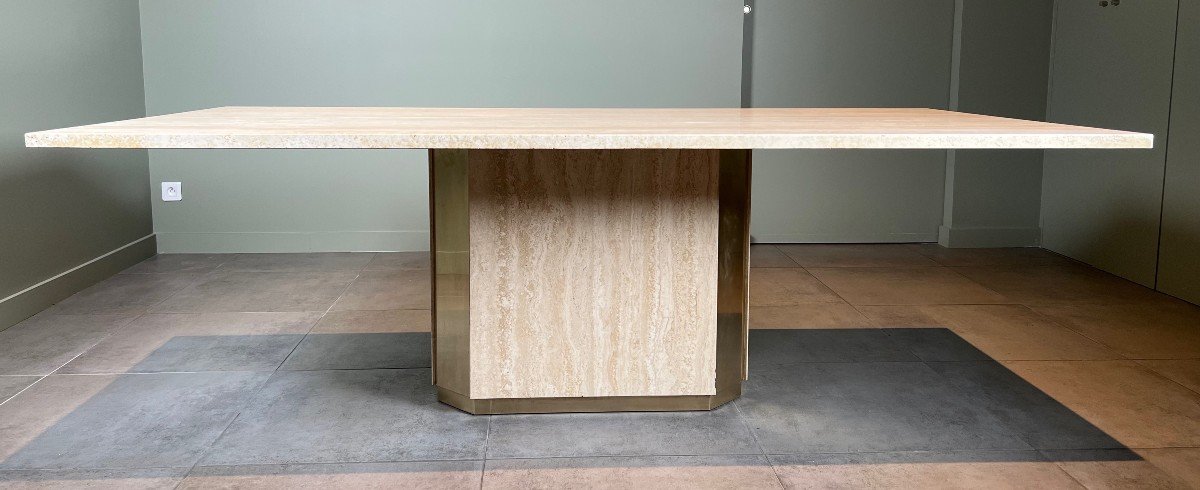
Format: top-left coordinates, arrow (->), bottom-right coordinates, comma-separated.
467,149 -> 720,398
24,106 -> 1154,150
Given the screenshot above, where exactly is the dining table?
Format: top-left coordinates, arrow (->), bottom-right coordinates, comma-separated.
26,106 -> 1153,414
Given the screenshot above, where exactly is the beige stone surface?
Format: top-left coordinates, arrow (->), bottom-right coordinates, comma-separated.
25,106 -> 1152,150
467,149 -> 720,399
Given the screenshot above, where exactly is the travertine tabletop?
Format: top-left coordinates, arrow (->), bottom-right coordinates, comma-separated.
25,106 -> 1153,150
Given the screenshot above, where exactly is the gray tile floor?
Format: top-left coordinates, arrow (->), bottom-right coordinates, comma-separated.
0,250 -> 1197,488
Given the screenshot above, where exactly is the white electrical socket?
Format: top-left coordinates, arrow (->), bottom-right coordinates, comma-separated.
162,182 -> 182,202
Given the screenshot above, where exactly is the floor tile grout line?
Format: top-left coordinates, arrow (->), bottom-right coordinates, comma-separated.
46,370 -> 292,377
119,252 -> 233,276
0,465 -> 192,473
79,442 -> 1198,472
52,270 -> 211,316
758,448 -> 1116,457
1055,464 -> 1098,489
193,269 -> 377,274
78,308 -> 418,316
29,354 -> 1183,378
40,311 -> 147,380
8,452 -> 797,476
731,401 -> 788,489
182,457 -> 484,470
771,243 -> 944,269
18,445 -> 1200,476
936,265 -> 1014,303
272,270 -> 363,372
1131,359 -> 1200,399
0,451 -> 810,476
762,244 -> 801,268
141,271 -> 214,313
941,263 -> 1172,299
2,320 -> 138,407
270,327 -> 318,373
794,265 -> 874,330
0,376 -> 47,409
1012,303 -> 1142,362
172,373 -> 277,489
793,261 -> 1017,303
479,415 -> 492,490
913,358 -> 1047,454
51,366 -> 435,376
473,451 -> 772,463
29,445 -> 1200,477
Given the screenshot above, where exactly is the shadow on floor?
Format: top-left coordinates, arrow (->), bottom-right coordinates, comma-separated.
0,328 -> 1138,480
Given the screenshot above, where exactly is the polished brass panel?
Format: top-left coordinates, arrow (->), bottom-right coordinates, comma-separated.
438,387 -> 723,415
717,149 -> 752,395
430,149 -> 471,395
428,150 -> 437,385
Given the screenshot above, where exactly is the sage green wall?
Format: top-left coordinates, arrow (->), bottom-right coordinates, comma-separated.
940,0 -> 1052,248
748,0 -> 955,243
1042,0 -> 1179,287
139,1 -> 1058,250
138,0 -> 743,253
1158,0 -> 1200,303
0,0 -> 152,329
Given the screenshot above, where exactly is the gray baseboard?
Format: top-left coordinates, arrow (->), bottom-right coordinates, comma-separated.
0,234 -> 157,332
154,231 -> 430,253
938,226 -> 1041,248
751,232 -> 939,244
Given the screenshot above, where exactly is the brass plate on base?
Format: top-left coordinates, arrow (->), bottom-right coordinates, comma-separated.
437,387 -> 738,415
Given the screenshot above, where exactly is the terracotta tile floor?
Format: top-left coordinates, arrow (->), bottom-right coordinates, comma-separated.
0,245 -> 1197,488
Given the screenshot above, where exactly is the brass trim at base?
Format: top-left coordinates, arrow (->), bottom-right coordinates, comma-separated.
437,387 -> 739,415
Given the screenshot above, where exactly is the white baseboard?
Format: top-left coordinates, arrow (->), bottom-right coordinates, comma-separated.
938,226 -> 1041,248
154,231 -> 430,253
0,234 -> 157,332
751,232 -> 939,244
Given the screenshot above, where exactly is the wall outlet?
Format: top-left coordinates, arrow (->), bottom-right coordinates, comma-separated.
162,182 -> 182,202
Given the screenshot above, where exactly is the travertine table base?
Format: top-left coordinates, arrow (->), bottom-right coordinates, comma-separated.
430,149 -> 750,413
25,107 -> 1152,414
